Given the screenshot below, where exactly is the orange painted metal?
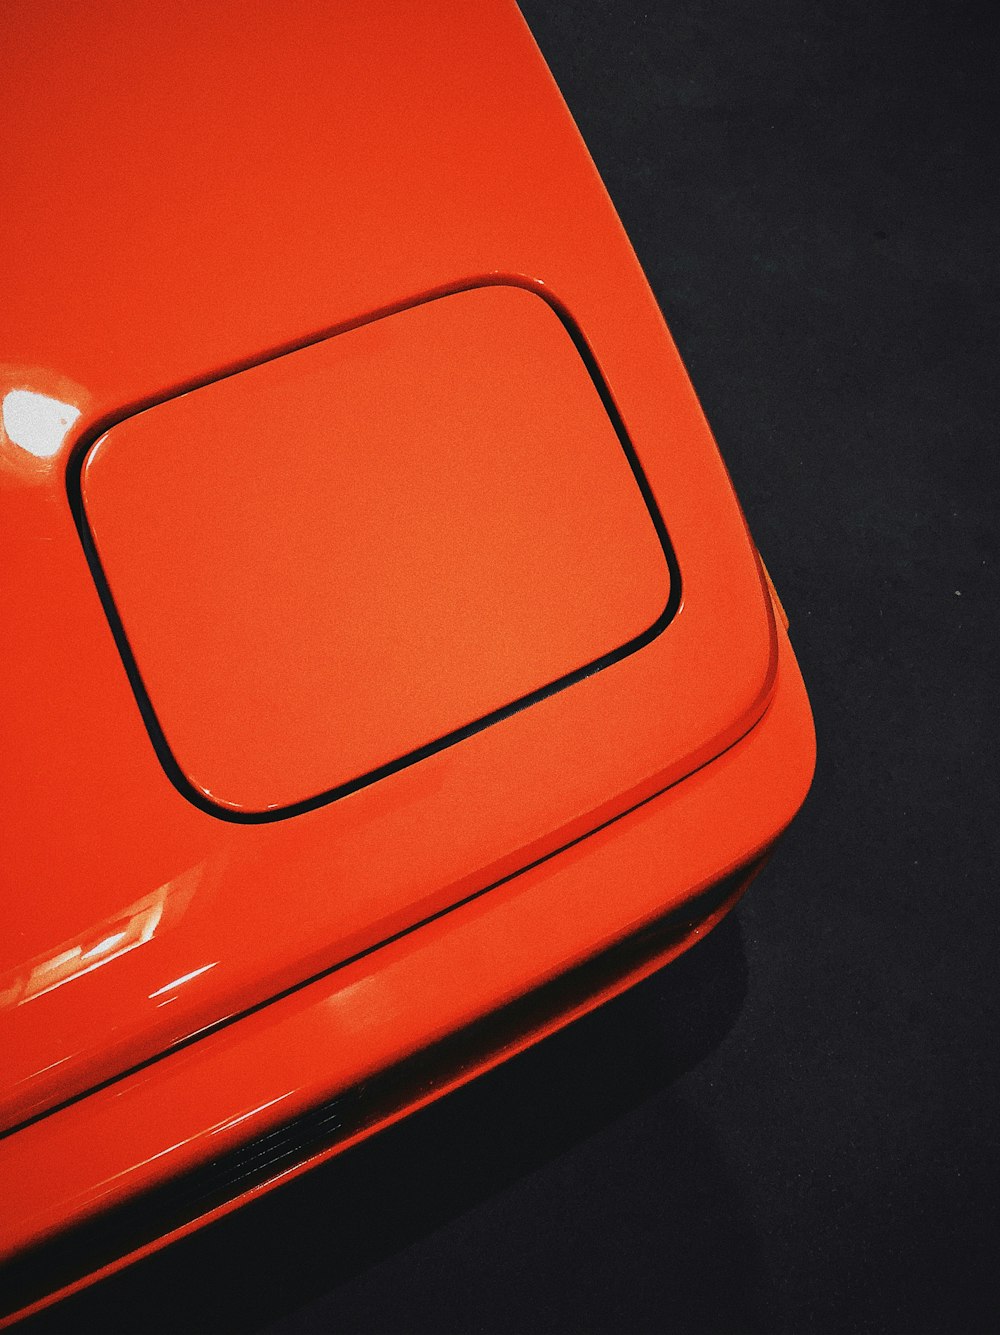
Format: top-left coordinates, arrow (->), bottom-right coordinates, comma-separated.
1,0 -> 778,1135
1,627 -> 812,1325
0,0 -> 815,1317
80,284 -> 674,816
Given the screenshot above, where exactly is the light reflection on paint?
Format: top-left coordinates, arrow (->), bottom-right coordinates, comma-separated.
1,389 -> 80,458
148,961 -> 217,1000
14,892 -> 166,1003
209,1092 -> 294,1136
81,931 -> 129,961
0,864 -> 205,1011
85,1093 -> 297,1194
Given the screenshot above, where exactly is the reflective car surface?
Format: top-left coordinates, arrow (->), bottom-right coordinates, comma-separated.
0,0 -> 813,1321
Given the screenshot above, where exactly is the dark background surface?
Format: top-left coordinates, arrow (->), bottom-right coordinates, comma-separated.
28,1 -> 999,1331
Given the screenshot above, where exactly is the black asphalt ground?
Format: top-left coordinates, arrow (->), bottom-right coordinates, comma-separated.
27,2 -> 999,1331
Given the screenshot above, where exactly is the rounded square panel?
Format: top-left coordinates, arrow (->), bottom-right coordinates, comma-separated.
81,285 -> 675,816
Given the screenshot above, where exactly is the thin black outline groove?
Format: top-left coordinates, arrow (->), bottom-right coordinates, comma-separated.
66,278 -> 682,824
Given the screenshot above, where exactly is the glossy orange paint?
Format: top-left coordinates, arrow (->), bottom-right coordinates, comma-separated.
80,283 -> 675,817
1,628 -> 811,1325
0,0 -> 814,1319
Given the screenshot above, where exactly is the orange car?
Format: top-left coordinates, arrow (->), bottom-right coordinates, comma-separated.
0,0 -> 814,1322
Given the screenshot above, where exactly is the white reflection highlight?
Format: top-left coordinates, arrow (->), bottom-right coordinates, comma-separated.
1,865 -> 204,1011
81,931 -> 129,961
2,389 -> 80,457
148,961 -> 217,999
17,894 -> 165,1003
210,1092 -> 294,1136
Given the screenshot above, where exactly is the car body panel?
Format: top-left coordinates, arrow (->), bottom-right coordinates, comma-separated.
0,623 -> 812,1323
2,0 -> 778,1132
79,283 -> 676,817
0,0 -> 814,1319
